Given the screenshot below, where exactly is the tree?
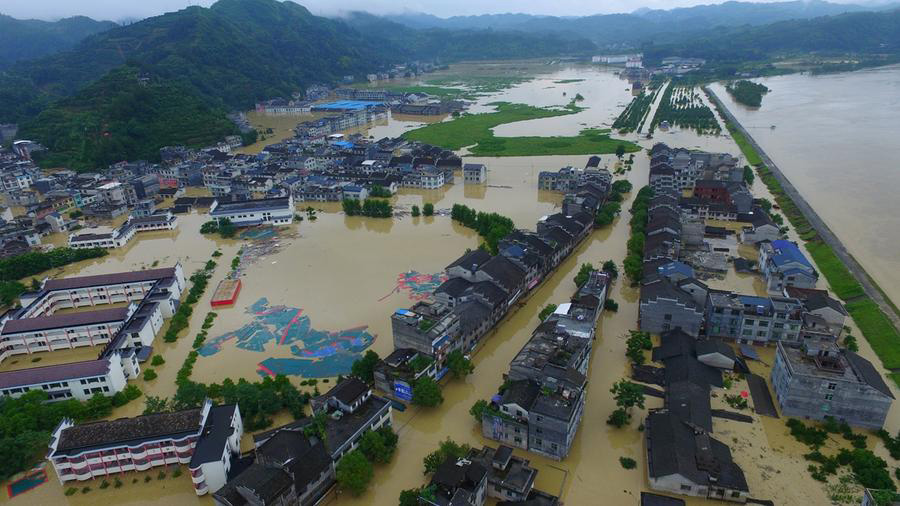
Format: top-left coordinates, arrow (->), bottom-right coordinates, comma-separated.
412,377 -> 443,407
573,263 -> 594,288
423,203 -> 434,216
844,335 -> 859,352
604,298 -> 619,312
143,395 -> 172,414
601,260 -> 618,278
151,355 -> 165,366
335,449 -> 373,496
616,144 -> 626,158
423,438 -> 471,474
399,488 -> 421,506
446,349 -> 473,379
30,278 -> 41,291
538,304 -> 558,322
470,399 -> 488,422
611,379 -> 645,413
218,218 -> 236,238
358,426 -> 398,463
351,350 -> 380,384
607,408 -> 629,428
411,205 -> 421,217
625,330 -> 652,365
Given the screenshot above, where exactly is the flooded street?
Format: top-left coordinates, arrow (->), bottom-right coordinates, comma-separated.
6,62 -> 900,506
709,65 -> 900,307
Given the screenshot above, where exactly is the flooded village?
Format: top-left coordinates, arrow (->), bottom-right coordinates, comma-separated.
2,60 -> 900,506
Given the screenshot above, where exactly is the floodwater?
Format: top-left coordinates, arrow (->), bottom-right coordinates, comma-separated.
6,63 -> 900,506
709,65 -> 900,308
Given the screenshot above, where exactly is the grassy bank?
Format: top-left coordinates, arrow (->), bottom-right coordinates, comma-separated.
846,299 -> 900,369
402,102 -> 640,156
380,84 -> 470,100
714,95 -> 900,377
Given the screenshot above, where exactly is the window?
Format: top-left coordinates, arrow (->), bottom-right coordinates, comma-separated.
825,394 -> 833,401
827,383 -> 837,390
664,314 -> 672,321
744,319 -> 754,325
680,485 -> 692,492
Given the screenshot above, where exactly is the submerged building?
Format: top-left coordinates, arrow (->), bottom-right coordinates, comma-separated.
771,340 -> 894,429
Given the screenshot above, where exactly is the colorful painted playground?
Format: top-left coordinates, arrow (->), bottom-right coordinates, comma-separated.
198,298 -> 375,378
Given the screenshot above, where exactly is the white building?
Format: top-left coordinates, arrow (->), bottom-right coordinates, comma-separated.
209,196 -> 294,226
0,351 -> 132,400
47,400 -> 242,496
67,211 -> 178,250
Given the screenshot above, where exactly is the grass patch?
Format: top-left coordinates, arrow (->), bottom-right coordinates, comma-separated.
554,79 -> 584,84
402,102 -> 639,156
846,298 -> 900,370
804,241 -> 865,300
424,75 -> 530,94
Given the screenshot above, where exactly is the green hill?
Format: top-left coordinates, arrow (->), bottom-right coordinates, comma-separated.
19,66 -> 237,171
0,0 -> 592,125
0,14 -> 117,68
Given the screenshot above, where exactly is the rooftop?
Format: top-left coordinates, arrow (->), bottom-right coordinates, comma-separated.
42,267 -> 176,292
55,407 -> 203,454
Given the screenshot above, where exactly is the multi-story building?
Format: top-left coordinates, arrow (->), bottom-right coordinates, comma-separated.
639,277 -> 705,337
209,196 -> 294,226
47,400 -> 242,495
1,266 -> 184,397
771,340 -> 894,429
216,378 -> 392,506
463,163 -> 487,184
705,291 -> 803,345
391,300 -> 460,380
758,240 -> 819,292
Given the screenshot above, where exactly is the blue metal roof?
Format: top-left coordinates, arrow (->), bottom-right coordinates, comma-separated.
770,240 -> 812,269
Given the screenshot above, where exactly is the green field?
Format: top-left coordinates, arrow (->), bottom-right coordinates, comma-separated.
402,102 -> 639,156
846,298 -> 900,370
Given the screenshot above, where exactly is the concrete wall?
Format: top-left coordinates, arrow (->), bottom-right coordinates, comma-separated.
640,299 -> 704,337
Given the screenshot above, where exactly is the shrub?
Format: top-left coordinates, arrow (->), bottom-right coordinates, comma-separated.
619,457 -> 637,469
143,368 -> 158,381
151,355 -> 165,367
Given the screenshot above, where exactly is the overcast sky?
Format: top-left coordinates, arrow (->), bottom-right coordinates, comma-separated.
0,0 -> 868,21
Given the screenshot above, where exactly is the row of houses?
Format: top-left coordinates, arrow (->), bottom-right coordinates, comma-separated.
479,270 -> 610,460
378,171 -> 610,403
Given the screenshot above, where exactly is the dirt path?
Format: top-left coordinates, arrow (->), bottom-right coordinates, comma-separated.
706,86 -> 900,332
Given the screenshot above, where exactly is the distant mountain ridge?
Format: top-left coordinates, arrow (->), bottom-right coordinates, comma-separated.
390,0 -> 885,46
0,14 -> 117,68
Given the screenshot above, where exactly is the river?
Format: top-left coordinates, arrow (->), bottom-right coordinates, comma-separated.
709,66 -> 900,308
4,63 -> 899,506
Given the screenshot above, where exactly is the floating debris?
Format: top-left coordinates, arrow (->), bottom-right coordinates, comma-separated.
198,297 -> 375,378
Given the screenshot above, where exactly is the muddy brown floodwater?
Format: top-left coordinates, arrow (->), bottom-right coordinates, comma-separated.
5,63 -> 900,506
709,66 -> 900,308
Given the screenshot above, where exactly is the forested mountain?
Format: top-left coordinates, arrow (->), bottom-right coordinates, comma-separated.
643,9 -> 900,63
0,0 -> 594,125
342,12 -> 595,61
391,0 -> 882,46
0,14 -> 116,68
19,66 -> 238,170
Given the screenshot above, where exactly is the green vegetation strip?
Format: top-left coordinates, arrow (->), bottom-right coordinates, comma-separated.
403,102 -> 639,156
846,299 -> 900,370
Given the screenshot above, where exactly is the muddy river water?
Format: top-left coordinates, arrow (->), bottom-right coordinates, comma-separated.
5,63 -> 900,506
709,65 -> 900,308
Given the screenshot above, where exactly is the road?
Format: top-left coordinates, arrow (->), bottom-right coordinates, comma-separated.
705,86 -> 900,333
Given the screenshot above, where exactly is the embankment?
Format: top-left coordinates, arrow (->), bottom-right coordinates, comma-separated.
705,86 -> 900,379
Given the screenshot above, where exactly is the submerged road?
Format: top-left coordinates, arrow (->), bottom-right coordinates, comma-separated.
705,87 -> 900,333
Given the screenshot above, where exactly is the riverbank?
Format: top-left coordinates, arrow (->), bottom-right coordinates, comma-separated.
706,86 -> 900,378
